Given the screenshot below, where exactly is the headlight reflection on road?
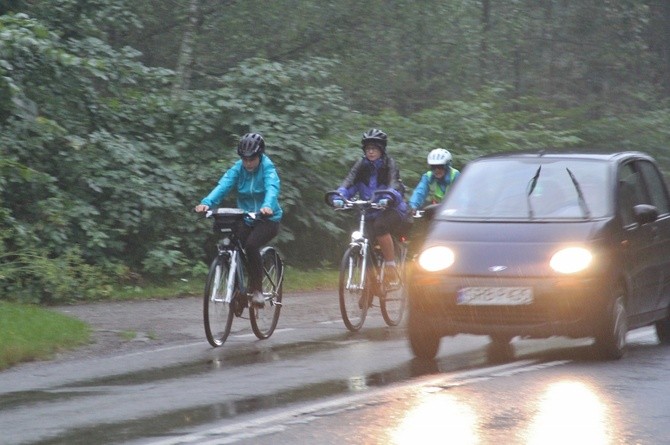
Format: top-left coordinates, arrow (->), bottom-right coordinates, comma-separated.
391,392 -> 478,445
525,380 -> 611,445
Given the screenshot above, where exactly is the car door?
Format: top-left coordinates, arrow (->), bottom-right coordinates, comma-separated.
637,160 -> 670,312
616,161 -> 660,318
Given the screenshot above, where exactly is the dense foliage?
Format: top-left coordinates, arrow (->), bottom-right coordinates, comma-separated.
1,1 -> 669,303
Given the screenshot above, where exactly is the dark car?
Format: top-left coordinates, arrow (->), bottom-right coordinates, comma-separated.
407,151 -> 670,360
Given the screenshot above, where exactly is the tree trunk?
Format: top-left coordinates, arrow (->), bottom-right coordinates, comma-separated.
479,0 -> 491,85
660,1 -> 670,96
172,0 -> 202,99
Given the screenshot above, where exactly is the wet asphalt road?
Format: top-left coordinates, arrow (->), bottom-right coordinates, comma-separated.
1,292 -> 669,444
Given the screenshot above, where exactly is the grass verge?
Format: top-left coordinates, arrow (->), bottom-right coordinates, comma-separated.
0,301 -> 90,370
112,266 -> 339,300
0,268 -> 339,370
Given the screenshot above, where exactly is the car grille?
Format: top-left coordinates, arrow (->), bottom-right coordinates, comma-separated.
415,278 -> 594,326
444,301 -> 581,325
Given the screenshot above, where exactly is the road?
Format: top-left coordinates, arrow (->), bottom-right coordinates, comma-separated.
1,292 -> 669,444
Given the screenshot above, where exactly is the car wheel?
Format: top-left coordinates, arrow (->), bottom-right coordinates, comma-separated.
408,309 -> 440,360
655,316 -> 670,345
594,284 -> 627,360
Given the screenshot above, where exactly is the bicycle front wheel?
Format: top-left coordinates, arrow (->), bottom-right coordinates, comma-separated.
339,245 -> 369,331
380,241 -> 407,326
203,256 -> 235,347
250,246 -> 284,339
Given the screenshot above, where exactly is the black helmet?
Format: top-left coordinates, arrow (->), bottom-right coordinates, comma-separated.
361,128 -> 387,151
237,133 -> 265,158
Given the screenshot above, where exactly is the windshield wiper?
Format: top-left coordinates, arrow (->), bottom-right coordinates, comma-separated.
566,168 -> 592,219
526,166 -> 542,218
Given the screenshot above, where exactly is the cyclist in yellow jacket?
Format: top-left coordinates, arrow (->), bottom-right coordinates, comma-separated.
409,148 -> 460,211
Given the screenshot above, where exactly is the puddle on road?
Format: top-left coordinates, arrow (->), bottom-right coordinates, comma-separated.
9,328 -> 492,445
33,359 -> 471,445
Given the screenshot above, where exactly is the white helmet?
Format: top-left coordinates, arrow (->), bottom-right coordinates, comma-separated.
427,148 -> 452,166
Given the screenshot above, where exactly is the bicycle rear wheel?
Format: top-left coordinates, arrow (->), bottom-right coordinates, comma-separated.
203,256 -> 235,347
250,246 -> 283,339
380,241 -> 407,326
339,245 -> 369,331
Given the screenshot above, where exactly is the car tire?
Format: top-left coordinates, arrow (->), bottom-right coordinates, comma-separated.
594,284 -> 627,360
655,316 -> 670,344
487,335 -> 515,363
408,309 -> 440,360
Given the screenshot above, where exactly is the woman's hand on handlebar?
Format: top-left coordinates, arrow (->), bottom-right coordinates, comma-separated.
194,204 -> 209,213
259,207 -> 274,216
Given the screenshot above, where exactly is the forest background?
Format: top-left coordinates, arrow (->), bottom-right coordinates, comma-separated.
2,0 -> 670,303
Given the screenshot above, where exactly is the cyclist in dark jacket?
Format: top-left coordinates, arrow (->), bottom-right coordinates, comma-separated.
330,128 -> 409,284
195,133 -> 281,306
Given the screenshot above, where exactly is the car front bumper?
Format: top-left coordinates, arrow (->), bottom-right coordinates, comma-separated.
408,271 -> 609,339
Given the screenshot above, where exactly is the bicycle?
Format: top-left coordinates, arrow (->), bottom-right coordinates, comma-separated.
326,191 -> 409,332
202,208 -> 284,347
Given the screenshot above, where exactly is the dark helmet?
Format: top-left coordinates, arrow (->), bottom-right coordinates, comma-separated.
237,133 -> 265,158
361,128 -> 387,152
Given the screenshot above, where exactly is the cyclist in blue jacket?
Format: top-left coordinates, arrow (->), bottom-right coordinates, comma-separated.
409,148 -> 460,211
329,128 -> 409,285
195,133 -> 282,306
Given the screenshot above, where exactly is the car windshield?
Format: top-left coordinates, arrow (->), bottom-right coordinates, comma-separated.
440,157 -> 611,220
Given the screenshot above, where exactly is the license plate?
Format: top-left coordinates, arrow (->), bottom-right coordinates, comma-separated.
456,287 -> 533,305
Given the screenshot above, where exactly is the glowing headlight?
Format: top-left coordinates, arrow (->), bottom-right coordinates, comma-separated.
418,246 -> 455,272
351,231 -> 363,242
550,247 -> 593,274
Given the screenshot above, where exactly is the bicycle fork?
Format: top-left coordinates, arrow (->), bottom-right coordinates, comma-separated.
347,240 -> 369,291
209,251 -> 237,304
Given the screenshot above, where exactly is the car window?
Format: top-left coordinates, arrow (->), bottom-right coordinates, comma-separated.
617,162 -> 647,226
638,160 -> 670,215
441,158 -> 611,220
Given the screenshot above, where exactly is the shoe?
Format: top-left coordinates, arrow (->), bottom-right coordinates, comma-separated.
250,290 -> 265,306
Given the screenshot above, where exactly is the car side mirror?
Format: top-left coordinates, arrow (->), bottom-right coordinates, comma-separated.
422,203 -> 440,222
633,204 -> 659,225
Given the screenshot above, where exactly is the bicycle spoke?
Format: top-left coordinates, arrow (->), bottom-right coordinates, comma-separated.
203,257 -> 235,346
250,247 -> 283,339
339,246 -> 368,331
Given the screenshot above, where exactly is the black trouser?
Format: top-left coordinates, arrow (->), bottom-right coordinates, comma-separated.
366,209 -> 411,240
235,220 -> 280,293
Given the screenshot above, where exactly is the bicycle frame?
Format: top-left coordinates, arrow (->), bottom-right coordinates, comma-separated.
213,248 -> 243,304
206,209 -> 249,306
202,207 -> 284,346
337,198 -> 386,292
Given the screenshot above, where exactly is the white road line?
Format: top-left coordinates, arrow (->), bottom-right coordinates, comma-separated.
232,328 -> 295,338
145,359 -> 569,445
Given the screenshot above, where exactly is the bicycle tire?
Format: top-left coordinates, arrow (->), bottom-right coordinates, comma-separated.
203,256 -> 235,347
380,241 -> 407,326
250,246 -> 284,339
339,245 -> 369,331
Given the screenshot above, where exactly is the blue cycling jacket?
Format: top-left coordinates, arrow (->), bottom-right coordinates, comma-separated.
200,154 -> 282,223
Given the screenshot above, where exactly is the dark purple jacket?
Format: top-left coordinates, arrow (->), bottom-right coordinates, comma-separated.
336,155 -> 409,218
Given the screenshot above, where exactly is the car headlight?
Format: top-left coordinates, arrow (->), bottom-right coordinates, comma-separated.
418,246 -> 455,272
550,247 -> 593,274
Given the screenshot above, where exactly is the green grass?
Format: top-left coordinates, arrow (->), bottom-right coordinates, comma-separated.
0,268 -> 339,370
283,267 -> 339,292
0,301 -> 90,370
112,267 -> 339,300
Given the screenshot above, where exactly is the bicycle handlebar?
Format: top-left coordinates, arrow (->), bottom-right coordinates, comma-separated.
202,207 -> 269,221
325,191 -> 387,211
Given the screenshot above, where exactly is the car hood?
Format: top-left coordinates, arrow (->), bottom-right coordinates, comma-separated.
423,219 -> 612,277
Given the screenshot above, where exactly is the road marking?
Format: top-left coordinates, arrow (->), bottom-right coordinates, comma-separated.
232,328 -> 295,338
145,359 -> 569,445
